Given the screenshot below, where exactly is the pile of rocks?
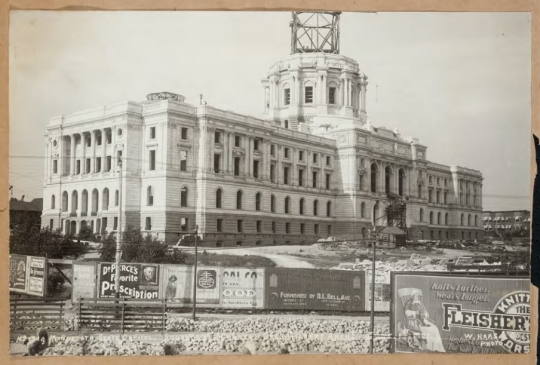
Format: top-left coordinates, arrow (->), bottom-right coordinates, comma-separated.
166,316 -> 389,335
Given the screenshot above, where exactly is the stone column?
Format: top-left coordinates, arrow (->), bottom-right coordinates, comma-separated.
70,135 -> 76,175
292,148 -> 297,186
90,130 -> 96,173
244,137 -> 249,177
110,128 -> 116,176
306,151 -> 312,188
361,76 -> 367,112
230,133 -> 234,174
269,78 -> 274,110
101,129 -> 106,173
379,163 -> 385,194
277,145 -> 283,184
223,132 -> 229,174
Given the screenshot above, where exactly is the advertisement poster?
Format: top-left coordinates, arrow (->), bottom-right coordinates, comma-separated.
72,263 -> 97,302
221,268 -> 264,309
27,256 -> 47,297
264,268 -> 365,311
98,263 -> 160,299
9,254 -> 28,293
161,265 -> 221,305
391,273 -> 530,354
365,270 -> 391,312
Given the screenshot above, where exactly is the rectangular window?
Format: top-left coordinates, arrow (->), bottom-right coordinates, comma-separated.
254,139 -> 260,151
314,224 -> 319,235
150,126 -> 156,139
328,225 -> 332,236
86,158 -> 91,173
113,217 -> 118,230
106,132 -> 111,144
285,222 -> 291,234
181,127 -> 188,140
106,156 -> 111,172
86,138 -> 91,147
97,135 -> 102,146
253,160 -> 259,178
49,219 -> 54,230
235,135 -> 241,147
270,145 -> 275,156
284,148 -> 289,158
329,87 -> 336,104
313,171 -> 318,188
284,88 -> 290,105
444,192 -> 448,204
181,218 -> 188,231
326,156 -> 331,166
428,190 -> 432,203
272,221 -> 276,233
270,164 -> 275,182
214,154 -> 221,173
313,153 -> 318,164
145,217 -> 152,230
436,191 -> 440,204
117,150 -> 122,165
53,160 -> 58,174
217,219 -> 223,232
237,220 -> 243,233
180,151 -> 188,172
305,86 -> 313,103
215,131 -> 221,144
96,157 -> 102,173
326,173 -> 331,190
149,150 -> 156,170
299,151 -> 304,161
256,220 -> 262,233
76,160 -> 81,175
300,223 -> 305,234
234,157 -> 241,176
283,167 -> 289,184
418,185 -> 422,199
298,169 -> 304,186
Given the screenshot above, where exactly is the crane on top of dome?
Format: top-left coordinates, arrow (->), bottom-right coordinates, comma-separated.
290,12 -> 341,55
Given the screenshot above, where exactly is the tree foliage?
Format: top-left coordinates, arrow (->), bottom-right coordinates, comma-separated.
99,225 -> 187,264
10,222 -> 88,259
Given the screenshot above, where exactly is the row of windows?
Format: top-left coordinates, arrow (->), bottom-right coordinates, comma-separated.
218,219 -> 332,235
52,189 -> 119,213
419,208 -> 479,227
419,230 -> 480,241
282,86 -> 340,106
52,151 -> 123,175
428,176 -> 448,187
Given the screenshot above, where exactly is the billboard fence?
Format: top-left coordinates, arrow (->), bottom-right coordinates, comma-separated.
9,254 -> 48,297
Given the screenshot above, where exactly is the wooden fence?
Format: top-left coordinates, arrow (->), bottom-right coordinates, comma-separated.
77,298 -> 167,334
10,295 -> 66,332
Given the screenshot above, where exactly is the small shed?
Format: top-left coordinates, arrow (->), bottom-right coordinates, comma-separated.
376,226 -> 407,247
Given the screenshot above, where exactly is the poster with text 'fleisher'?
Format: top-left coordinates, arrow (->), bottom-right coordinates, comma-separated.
391,273 -> 530,354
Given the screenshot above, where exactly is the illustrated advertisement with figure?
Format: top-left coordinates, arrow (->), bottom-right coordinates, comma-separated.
392,273 -> 530,354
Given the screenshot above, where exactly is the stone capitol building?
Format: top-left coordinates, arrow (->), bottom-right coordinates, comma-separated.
41,12 -> 484,246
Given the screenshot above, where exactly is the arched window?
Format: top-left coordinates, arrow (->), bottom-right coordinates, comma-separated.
474,215 -> 478,227
361,202 -> 366,218
115,190 -> 119,206
71,191 -> 78,213
420,208 -> 424,222
327,201 -> 332,217
102,188 -> 109,211
82,190 -> 88,214
373,203 -> 379,225
62,191 -> 69,212
385,166 -> 392,194
236,190 -> 243,210
468,214 -> 471,226
216,188 -> 222,208
430,212 -> 434,224
370,163 -> 378,193
147,186 -> 154,206
181,187 -> 188,207
284,120 -> 289,129
271,194 -> 276,213
284,197 -> 290,214
51,195 -> 56,209
299,198 -> 305,215
91,189 -> 99,214
313,200 -> 319,216
445,213 -> 449,225
461,214 -> 464,226
398,169 -> 405,196
255,192 -> 261,211
437,212 -> 441,225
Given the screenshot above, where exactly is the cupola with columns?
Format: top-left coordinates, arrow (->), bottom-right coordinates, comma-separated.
262,12 -> 368,132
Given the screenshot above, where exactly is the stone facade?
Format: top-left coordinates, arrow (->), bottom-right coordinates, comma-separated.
41,53 -> 484,245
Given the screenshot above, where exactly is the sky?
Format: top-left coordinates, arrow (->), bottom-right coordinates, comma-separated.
9,11 -> 531,211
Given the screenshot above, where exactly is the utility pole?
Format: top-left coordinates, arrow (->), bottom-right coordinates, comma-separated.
192,225 -> 199,321
370,226 -> 378,354
115,156 -> 123,299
